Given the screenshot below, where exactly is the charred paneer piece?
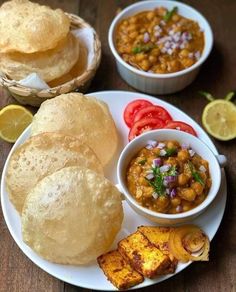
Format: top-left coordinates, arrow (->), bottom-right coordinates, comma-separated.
97,250 -> 144,290
118,231 -> 171,278
138,226 -> 178,273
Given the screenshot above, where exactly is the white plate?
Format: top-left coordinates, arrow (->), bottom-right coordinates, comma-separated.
1,90 -> 226,290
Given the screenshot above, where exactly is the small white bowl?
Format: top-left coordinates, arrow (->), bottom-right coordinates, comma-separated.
117,129 -> 226,225
108,0 -> 213,94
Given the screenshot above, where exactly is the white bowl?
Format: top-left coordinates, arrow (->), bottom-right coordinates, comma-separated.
117,129 -> 226,225
108,0 -> 213,94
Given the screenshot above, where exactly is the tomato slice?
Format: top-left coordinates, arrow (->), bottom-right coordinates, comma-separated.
133,105 -> 173,124
124,99 -> 153,128
165,121 -> 197,136
128,117 -> 165,141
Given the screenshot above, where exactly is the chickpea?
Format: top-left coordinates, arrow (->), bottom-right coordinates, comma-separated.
129,16 -> 137,24
152,48 -> 160,57
179,188 -> 197,202
178,173 -> 189,186
191,181 -> 204,195
127,24 -> 136,32
148,55 -> 158,64
129,31 -> 138,39
136,188 -> 143,199
183,203 -> 191,212
135,53 -> 146,62
166,140 -> 178,149
179,49 -> 190,58
172,14 -> 180,22
140,59 -> 151,71
123,20 -> 128,26
143,187 -> 154,198
177,149 -> 190,162
195,194 -> 205,204
138,176 -> 148,186
171,197 -> 181,207
206,178 -> 212,188
166,157 -> 178,166
156,196 -> 169,212
181,58 -> 194,68
134,165 -> 142,175
146,11 -> 155,20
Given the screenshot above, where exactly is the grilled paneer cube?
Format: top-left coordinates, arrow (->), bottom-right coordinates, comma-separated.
118,231 -> 171,278
97,250 -> 144,290
138,226 -> 178,273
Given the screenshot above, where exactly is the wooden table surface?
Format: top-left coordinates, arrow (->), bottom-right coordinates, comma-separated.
0,1 -> 235,291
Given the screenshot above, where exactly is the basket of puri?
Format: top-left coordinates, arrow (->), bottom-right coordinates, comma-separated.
0,0 -> 101,107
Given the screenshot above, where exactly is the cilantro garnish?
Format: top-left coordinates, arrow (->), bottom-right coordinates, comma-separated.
138,159 -> 147,165
163,6 -> 178,22
165,148 -> 177,157
188,161 -> 204,185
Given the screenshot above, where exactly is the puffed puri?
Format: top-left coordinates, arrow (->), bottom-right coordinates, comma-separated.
21,166 -> 124,265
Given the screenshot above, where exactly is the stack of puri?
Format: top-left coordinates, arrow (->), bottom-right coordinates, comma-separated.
6,93 -> 123,265
0,0 -> 80,84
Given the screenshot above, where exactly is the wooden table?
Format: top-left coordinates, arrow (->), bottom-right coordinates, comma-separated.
0,1 -> 235,291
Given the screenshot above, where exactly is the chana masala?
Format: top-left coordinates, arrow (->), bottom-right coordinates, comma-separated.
126,140 -> 211,214
116,6 -> 204,74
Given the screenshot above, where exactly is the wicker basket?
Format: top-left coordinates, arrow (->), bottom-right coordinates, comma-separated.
0,13 -> 101,107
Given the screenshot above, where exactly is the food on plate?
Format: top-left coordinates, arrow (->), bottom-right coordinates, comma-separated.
98,224 -> 209,289
200,91 -> 236,141
116,6 -> 204,73
30,93 -> 118,166
21,166 -> 123,265
0,0 -> 70,53
123,99 -> 153,127
168,225 -> 210,262
138,226 -> 178,273
165,121 -> 197,136
128,117 -> 165,141
0,32 -> 79,82
6,132 -> 103,213
0,104 -> 33,143
133,105 -> 173,124
118,231 -> 171,278
126,139 -> 211,214
97,250 -> 144,290
123,99 -> 197,140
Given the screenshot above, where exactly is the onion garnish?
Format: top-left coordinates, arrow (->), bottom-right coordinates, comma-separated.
160,149 -> 167,156
168,225 -> 210,263
146,173 -> 154,180
152,158 -> 162,167
160,164 -> 170,173
199,165 -> 206,172
188,149 -> 195,157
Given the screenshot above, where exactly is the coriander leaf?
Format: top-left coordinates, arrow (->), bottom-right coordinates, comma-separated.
188,161 -> 204,185
163,6 -> 178,22
138,159 -> 147,165
132,46 -> 142,54
165,148 -> 177,157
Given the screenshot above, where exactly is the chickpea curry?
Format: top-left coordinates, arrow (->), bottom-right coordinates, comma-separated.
116,6 -> 204,73
126,140 -> 211,214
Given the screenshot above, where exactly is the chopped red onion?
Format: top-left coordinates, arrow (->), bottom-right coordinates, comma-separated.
165,175 -> 177,183
160,164 -> 171,173
166,188 -> 170,195
160,20 -> 166,26
167,48 -> 173,55
153,158 -> 162,167
154,31 -> 160,38
189,52 -> 194,58
157,142 -> 165,149
170,188 -> 177,198
152,192 -> 158,199
146,173 -> 154,180
165,41 -> 171,49
181,143 -> 190,149
143,32 -> 150,43
160,149 -> 167,156
146,169 -> 153,174
176,205 -> 183,212
199,165 -> 206,172
161,47 -> 167,54
145,144 -> 153,150
146,140 -> 157,147
195,51 -> 201,60
188,149 -> 195,157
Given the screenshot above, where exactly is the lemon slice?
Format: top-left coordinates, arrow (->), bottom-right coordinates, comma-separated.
202,100 -> 236,141
0,105 -> 33,143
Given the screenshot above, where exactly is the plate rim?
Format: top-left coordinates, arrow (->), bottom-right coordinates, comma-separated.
0,90 -> 227,290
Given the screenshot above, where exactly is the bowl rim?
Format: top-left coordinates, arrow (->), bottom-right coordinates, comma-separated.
117,129 -> 222,220
108,0 -> 214,79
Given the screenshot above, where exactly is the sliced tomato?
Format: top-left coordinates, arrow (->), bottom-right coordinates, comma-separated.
128,117 -> 165,141
133,105 -> 173,124
165,121 -> 197,136
124,99 -> 153,128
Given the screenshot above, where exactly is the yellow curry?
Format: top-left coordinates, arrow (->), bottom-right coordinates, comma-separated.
126,140 -> 211,214
116,6 -> 204,73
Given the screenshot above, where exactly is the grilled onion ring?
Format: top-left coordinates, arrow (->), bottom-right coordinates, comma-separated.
168,225 -> 210,263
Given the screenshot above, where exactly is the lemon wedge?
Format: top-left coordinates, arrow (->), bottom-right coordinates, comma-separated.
0,104 -> 33,143
202,99 -> 236,141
